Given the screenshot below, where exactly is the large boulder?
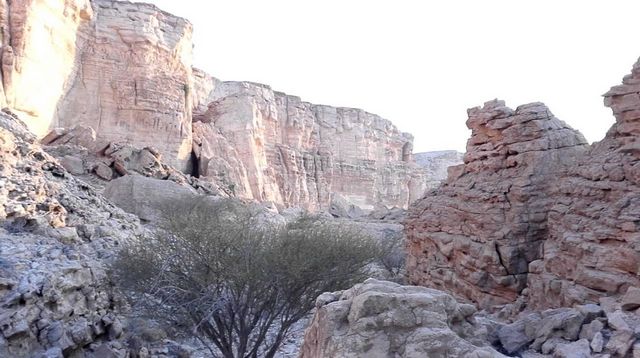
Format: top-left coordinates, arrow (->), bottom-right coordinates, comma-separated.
299,279 -> 505,358
405,100 -> 588,309
103,175 -> 197,222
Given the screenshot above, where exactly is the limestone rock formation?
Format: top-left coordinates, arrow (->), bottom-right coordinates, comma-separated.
405,100 -> 588,309
0,0 -> 431,212
414,150 -> 464,188
299,278 -> 505,358
192,81 -> 427,211
0,111 -> 140,356
0,0 -> 194,170
527,57 -> 640,308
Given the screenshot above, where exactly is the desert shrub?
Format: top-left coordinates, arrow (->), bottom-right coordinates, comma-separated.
376,227 -> 407,280
115,197 -> 381,358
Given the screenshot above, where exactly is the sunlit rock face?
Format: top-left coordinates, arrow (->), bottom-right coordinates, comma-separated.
0,0 -> 93,136
192,80 -> 428,211
56,0 -> 194,171
405,100 -> 588,309
0,0 -> 194,170
527,57 -> 640,309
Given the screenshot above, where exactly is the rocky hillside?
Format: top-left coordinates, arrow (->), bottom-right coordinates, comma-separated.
0,0 -> 431,212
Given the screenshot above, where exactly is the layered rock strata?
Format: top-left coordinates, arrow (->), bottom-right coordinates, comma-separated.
405,100 -> 588,309
192,81 -> 427,211
0,0 -> 429,211
526,58 -> 640,308
299,278 -> 505,358
0,0 -> 194,170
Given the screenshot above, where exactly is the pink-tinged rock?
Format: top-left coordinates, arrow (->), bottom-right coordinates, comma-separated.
192,81 -> 428,211
0,0 -> 194,171
526,57 -> 640,309
405,100 -> 588,309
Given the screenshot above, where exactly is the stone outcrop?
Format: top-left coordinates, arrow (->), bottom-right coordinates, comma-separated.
414,150 -> 464,188
0,0 -> 194,170
405,100 -> 588,309
41,125 -> 225,196
526,58 -> 640,309
192,81 -> 427,211
299,279 -> 505,358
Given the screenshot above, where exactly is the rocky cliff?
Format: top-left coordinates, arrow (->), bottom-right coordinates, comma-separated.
407,57 -> 640,312
0,0 -> 193,170
405,100 -> 589,309
192,80 -> 427,211
526,57 -> 640,309
0,0 -> 428,211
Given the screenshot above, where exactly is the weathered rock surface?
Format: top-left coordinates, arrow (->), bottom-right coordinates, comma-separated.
103,174 -> 197,222
0,0 -> 194,170
42,125 -> 225,196
406,100 -> 588,309
0,111 -> 141,356
192,80 -> 428,211
493,301 -> 640,357
526,57 -> 640,308
299,278 -> 505,358
414,150 -> 464,188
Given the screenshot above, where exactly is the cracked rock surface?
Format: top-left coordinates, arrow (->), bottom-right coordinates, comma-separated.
405,100 -> 588,309
299,278 -> 505,358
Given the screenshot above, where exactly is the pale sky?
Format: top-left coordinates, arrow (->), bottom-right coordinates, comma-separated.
138,0 -> 640,153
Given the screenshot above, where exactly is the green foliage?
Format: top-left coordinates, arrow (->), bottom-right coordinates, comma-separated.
115,197 -> 381,358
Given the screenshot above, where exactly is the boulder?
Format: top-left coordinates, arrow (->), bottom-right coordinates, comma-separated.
103,175 -> 197,222
299,278 -> 505,358
552,339 -> 591,358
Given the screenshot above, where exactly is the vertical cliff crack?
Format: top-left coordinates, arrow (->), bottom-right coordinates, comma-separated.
494,241 -> 511,276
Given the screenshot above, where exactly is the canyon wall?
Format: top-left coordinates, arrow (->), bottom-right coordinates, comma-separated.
0,0 -> 194,170
405,100 -> 589,309
192,80 -> 427,211
0,0 -> 427,210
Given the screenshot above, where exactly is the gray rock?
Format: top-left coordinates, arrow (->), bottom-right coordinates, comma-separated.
553,339 -> 591,358
498,316 -> 538,354
59,155 -> 85,175
103,174 -> 197,222
579,319 -> 604,341
590,331 -> 604,353
621,287 -> 640,311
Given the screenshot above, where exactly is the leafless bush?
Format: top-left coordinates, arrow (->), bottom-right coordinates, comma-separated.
114,197 -> 380,358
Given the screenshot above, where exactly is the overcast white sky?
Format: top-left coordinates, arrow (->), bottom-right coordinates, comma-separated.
138,0 -> 639,153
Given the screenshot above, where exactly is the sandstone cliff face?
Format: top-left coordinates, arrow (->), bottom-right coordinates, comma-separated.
192,81 -> 427,211
0,112 -> 138,356
0,0 -> 194,170
526,58 -> 640,309
405,100 -> 588,309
